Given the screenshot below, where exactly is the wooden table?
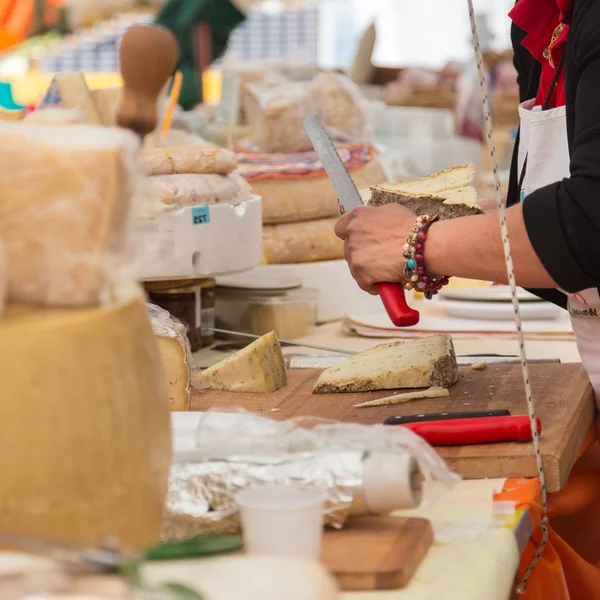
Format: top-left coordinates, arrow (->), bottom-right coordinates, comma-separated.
192,363 -> 594,493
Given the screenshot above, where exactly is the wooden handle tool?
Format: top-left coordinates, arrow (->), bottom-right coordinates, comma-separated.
117,25 -> 179,138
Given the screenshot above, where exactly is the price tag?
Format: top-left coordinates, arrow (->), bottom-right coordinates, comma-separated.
191,206 -> 211,225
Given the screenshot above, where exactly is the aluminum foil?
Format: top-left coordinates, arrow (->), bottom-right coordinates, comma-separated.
162,452 -> 365,541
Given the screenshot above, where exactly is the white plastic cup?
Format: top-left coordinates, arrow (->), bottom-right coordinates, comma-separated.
235,484 -> 326,559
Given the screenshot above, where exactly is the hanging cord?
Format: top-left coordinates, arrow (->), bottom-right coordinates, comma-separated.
465,1 -> 549,594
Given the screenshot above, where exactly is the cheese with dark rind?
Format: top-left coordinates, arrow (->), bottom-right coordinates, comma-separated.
313,334 -> 459,394
364,164 -> 482,220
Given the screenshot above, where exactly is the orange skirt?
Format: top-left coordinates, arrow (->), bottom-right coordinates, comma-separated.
497,429 -> 600,599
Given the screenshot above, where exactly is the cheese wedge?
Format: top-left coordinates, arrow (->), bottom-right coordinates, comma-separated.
364,165 -> 482,220
313,334 -> 458,393
148,304 -> 191,412
198,331 -> 288,393
55,72 -> 103,126
0,123 -> 141,307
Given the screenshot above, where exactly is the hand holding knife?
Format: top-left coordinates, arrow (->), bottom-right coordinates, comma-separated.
303,114 -> 420,327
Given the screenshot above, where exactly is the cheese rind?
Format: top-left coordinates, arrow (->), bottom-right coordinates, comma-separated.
148,303 -> 192,412
262,218 -> 344,264
313,334 -> 459,394
0,123 -> 142,307
197,331 -> 288,393
150,173 -> 251,207
141,146 -> 238,176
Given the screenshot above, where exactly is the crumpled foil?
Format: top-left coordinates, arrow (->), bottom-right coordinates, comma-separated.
161,452 -> 364,541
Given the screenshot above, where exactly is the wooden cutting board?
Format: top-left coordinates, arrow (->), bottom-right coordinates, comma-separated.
320,516 -> 433,591
191,363 -> 595,492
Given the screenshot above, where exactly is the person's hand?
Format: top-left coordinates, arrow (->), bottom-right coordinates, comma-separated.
334,204 -> 417,295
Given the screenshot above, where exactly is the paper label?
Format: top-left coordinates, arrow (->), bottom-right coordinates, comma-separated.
191,206 -> 211,225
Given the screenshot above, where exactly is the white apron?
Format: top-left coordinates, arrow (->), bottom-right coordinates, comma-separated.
518,99 -> 600,405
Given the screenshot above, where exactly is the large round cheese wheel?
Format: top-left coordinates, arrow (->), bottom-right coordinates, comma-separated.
0,289 -> 172,549
252,158 -> 387,224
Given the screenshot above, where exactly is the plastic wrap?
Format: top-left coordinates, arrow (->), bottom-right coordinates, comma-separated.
0,122 -> 154,307
141,146 -> 238,176
162,409 -> 458,539
150,172 -> 252,208
310,72 -> 368,141
262,218 -> 344,264
243,82 -> 317,154
147,303 -> 193,412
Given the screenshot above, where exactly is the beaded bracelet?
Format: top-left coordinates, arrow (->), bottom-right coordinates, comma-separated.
402,214 -> 450,300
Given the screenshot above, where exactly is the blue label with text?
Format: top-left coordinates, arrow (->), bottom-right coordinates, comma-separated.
191,206 -> 210,225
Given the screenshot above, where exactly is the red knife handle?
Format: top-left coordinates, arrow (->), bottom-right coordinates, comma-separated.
376,282 -> 420,327
399,416 -> 542,446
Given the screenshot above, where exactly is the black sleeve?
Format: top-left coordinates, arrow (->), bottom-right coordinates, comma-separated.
521,1 -> 600,293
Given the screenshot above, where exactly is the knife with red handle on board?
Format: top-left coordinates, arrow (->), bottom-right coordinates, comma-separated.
397,416 -> 542,446
303,114 -> 420,327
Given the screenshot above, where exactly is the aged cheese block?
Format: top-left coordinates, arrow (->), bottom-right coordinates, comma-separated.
148,303 -> 192,412
150,172 -> 251,207
255,158 -> 387,225
262,218 -> 343,264
25,107 -> 85,125
197,331 -> 288,393
243,81 -> 316,154
310,72 -> 367,141
365,165 -> 482,220
313,334 -> 459,393
0,290 -> 172,548
90,86 -> 122,126
0,123 -> 141,307
141,146 -> 238,176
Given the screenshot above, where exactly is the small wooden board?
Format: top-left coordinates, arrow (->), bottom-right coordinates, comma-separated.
321,516 -> 433,591
191,363 -> 595,492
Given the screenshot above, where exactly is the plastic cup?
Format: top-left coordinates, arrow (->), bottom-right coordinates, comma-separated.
235,484 -> 326,559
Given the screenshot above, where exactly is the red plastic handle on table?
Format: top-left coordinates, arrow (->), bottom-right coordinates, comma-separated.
377,282 -> 420,327
398,416 -> 542,446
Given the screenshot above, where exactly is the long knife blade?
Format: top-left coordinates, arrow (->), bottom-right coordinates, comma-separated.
303,114 -> 420,328
303,114 -> 364,213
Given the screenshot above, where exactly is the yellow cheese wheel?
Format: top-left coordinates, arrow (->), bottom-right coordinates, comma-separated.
0,289 -> 172,549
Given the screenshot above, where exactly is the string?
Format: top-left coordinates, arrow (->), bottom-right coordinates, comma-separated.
465,1 -> 549,593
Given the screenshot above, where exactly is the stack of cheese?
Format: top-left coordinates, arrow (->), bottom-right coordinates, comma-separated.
142,145 -> 252,210
251,150 -> 385,265
0,121 -> 172,550
230,72 -> 386,265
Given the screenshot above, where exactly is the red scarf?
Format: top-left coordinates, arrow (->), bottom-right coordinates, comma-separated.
509,0 -> 574,107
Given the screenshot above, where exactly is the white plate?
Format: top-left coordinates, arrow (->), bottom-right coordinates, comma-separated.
440,299 -> 563,321
439,286 -> 541,303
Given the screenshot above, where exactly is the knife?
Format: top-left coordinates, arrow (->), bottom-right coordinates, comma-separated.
384,409 -> 511,426
398,415 -> 542,446
303,114 -> 420,327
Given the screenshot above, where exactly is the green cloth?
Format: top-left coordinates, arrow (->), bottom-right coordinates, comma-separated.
156,0 -> 246,110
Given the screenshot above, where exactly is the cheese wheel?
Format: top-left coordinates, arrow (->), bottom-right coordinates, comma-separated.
262,218 -> 343,264
0,291 -> 172,548
141,146 -> 238,176
150,172 -> 251,207
0,239 -> 5,316
0,123 -> 142,307
253,158 -> 386,224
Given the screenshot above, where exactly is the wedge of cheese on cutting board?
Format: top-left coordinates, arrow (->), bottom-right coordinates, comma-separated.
0,122 -> 141,306
363,165 -> 482,220
197,331 -> 288,393
148,304 -> 192,412
313,334 -> 458,393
